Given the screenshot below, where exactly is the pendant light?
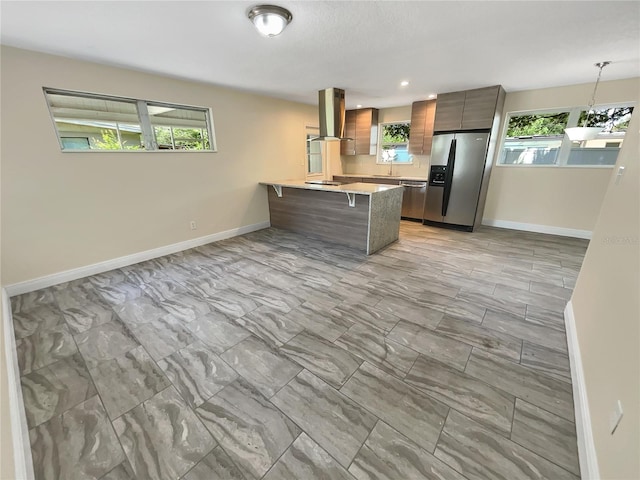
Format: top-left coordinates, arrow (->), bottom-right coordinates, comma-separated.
565,61 -> 611,142
248,5 -> 292,37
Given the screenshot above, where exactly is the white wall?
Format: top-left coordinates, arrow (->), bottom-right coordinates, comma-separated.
341,105 -> 430,178
483,78 -> 639,233
570,107 -> 639,479
1,46 -> 317,286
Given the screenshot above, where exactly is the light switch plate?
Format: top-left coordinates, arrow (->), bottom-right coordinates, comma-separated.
610,400 -> 623,435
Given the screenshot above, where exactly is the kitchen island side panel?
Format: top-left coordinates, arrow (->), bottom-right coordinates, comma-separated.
368,188 -> 403,254
267,187 -> 370,250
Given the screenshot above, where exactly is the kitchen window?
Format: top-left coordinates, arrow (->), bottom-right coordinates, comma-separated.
44,88 -> 216,152
306,127 -> 323,175
498,104 -> 634,167
377,122 -> 412,164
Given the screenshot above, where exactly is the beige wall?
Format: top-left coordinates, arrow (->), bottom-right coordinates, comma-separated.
341,105 -> 430,178
1,46 -> 318,285
570,107 -> 639,478
484,78 -> 640,232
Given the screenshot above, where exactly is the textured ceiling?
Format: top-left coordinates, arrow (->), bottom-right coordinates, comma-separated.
1,1 -> 639,109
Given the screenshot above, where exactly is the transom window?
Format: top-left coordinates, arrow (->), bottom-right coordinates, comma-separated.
44,88 -> 216,152
498,104 -> 634,167
377,122 -> 412,164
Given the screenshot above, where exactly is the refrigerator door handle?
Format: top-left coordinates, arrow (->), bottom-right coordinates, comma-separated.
442,138 -> 457,217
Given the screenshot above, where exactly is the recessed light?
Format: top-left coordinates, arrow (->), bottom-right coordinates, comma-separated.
400,81 -> 409,87
428,94 -> 437,99
356,104 -> 363,108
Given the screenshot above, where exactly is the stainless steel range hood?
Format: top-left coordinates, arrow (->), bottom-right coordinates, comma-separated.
313,87 -> 346,141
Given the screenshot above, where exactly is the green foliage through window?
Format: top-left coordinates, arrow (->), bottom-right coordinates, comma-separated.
506,113 -> 569,137
577,106 -> 634,132
382,123 -> 410,144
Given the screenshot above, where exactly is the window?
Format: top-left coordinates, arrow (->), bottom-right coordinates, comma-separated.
498,104 -> 634,167
306,127 -> 323,175
377,122 -> 412,164
44,88 -> 216,152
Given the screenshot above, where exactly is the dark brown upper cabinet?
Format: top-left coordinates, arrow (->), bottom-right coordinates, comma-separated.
434,86 -> 502,132
341,108 -> 379,156
408,99 -> 437,155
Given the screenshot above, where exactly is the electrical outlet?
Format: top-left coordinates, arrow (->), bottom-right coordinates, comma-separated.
190,221 -> 197,230
609,400 -> 623,435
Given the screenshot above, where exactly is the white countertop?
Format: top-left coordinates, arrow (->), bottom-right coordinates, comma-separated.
260,180 -> 403,195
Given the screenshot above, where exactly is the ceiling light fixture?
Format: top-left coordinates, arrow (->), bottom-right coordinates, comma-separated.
565,61 -> 611,142
248,5 -> 292,37
356,104 -> 363,108
428,94 -> 437,99
400,81 -> 409,87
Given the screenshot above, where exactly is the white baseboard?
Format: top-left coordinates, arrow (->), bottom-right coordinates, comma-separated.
2,289 -> 35,480
565,300 -> 600,479
4,221 -> 270,297
482,219 -> 592,240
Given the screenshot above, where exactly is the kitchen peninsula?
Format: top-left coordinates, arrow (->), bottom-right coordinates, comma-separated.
260,180 -> 403,254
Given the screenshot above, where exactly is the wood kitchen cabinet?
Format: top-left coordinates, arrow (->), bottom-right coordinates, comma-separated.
433,86 -> 502,132
408,99 -> 437,155
333,176 -> 361,184
340,108 -> 379,156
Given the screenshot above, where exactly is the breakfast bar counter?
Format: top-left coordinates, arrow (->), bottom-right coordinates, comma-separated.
260,180 -> 403,254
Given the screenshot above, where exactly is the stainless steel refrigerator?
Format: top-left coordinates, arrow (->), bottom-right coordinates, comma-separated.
423,131 -> 491,231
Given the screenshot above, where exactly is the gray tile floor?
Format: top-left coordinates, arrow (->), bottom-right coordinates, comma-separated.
11,221 -> 588,480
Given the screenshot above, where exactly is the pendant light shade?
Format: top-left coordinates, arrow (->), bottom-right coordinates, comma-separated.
248,5 -> 292,37
565,61 -> 611,142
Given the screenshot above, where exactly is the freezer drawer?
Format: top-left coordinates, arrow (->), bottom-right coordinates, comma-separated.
400,181 -> 427,219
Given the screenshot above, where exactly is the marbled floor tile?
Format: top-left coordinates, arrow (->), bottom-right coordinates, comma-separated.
511,399 -> 580,476
196,378 -> 300,480
525,304 -> 566,332
206,288 -> 260,318
12,305 -> 67,339
465,349 -> 575,421
375,294 -> 444,329
183,446 -> 246,480
99,460 -> 135,480
121,260 -> 169,285
21,352 -> 97,428
493,284 -> 568,313
129,314 -> 197,361
86,269 -> 128,288
233,306 -> 304,347
444,297 -> 487,323
285,301 -> 353,342
520,341 -> 571,383
74,319 -> 140,369
387,320 -> 472,371
113,296 -> 167,326
434,410 -> 578,480
157,340 -> 237,408
435,315 -> 522,361
272,370 -> 377,467
330,302 -> 400,333
249,285 -> 302,314
89,345 -> 170,420
11,287 -> 57,314
457,289 -> 526,317
468,268 -> 532,292
529,280 -> 573,301
187,312 -> 251,354
221,336 -> 302,398
140,277 -> 188,303
58,292 -> 118,335
114,386 -> 216,480
157,292 -> 212,323
280,331 -> 362,388
30,395 -> 125,480
335,323 -> 418,377
93,280 -> 144,306
263,433 -> 355,480
482,308 -> 568,353
16,323 -> 78,375
340,362 -> 449,453
405,354 -> 514,436
349,421 -> 465,480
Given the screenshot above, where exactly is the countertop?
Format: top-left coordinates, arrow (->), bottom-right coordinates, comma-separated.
336,174 -> 428,182
260,180 -> 403,195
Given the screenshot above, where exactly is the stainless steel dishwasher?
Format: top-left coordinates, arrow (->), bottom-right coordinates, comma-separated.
400,181 -> 427,220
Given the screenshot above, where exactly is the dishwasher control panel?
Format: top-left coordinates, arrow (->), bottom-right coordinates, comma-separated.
429,165 -> 447,186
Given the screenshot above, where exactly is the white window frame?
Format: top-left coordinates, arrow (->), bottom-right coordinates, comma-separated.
43,88 -> 217,153
376,121 -> 413,165
305,126 -> 324,178
496,102 -> 635,168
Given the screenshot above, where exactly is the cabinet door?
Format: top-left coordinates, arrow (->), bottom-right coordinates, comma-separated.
361,177 -> 400,185
340,110 -> 357,155
461,86 -> 500,130
409,101 -> 427,155
333,176 -> 361,184
422,100 -> 437,154
355,108 -> 378,155
433,91 -> 466,132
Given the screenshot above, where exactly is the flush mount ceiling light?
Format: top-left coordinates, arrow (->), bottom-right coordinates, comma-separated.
565,61 -> 611,142
400,80 -> 409,87
248,5 -> 292,37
